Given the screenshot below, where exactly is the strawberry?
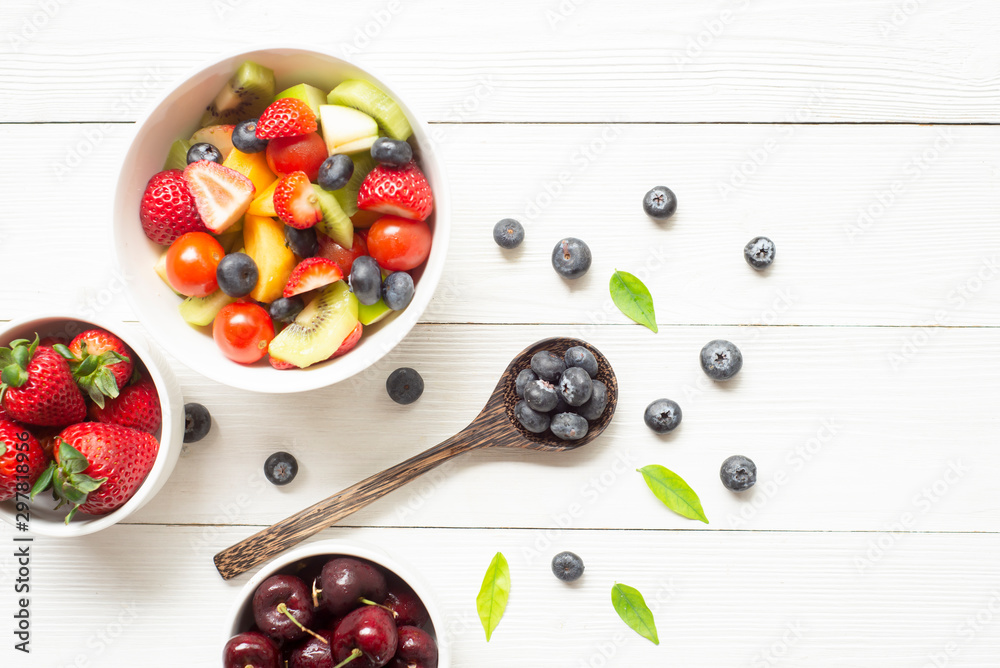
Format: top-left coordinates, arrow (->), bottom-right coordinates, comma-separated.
357,162 -> 434,222
0,336 -> 86,427
273,171 -> 322,229
139,169 -> 208,245
255,98 -> 318,140
0,419 -> 49,501
182,160 -> 256,233
268,321 -> 361,370
31,423 -> 158,522
283,257 -> 344,298
54,329 -> 133,408
88,378 -> 161,434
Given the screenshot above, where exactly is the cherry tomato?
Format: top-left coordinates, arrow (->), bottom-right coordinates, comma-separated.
213,303 -> 275,364
366,216 -> 432,272
165,232 -> 224,297
317,232 -> 369,277
265,132 -> 327,181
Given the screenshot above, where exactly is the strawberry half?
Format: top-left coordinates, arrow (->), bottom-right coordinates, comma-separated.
88,378 -> 161,434
0,336 -> 86,427
283,257 -> 344,298
182,160 -> 256,233
358,162 -> 434,222
55,329 -> 133,408
0,419 -> 49,501
139,169 -> 208,245
256,98 -> 318,140
273,171 -> 322,229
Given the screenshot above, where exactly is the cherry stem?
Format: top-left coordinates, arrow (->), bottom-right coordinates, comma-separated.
332,648 -> 363,668
276,602 -> 328,644
358,597 -> 398,618
312,578 -> 322,609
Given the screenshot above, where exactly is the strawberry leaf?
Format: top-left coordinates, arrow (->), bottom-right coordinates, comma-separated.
11,345 -> 29,370
637,465 -> 709,523
29,462 -> 55,499
609,270 -> 658,333
611,583 -> 659,645
1,365 -> 27,388
0,441 -> 5,457
0,349 -> 13,366
476,552 -> 511,642
58,441 -> 90,474
52,344 -> 74,359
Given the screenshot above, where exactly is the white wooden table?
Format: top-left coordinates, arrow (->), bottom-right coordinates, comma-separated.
2,1 -> 1000,665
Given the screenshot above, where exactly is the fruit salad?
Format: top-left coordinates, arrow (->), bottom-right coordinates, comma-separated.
139,61 -> 435,370
225,554 -> 439,668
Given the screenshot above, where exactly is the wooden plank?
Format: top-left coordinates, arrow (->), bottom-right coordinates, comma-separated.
1,1 -> 999,123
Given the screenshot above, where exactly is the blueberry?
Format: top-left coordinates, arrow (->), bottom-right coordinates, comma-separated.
642,186 -> 677,219
524,379 -> 559,413
284,225 -> 319,258
264,451 -> 298,486
578,380 -> 608,421
700,340 -> 743,381
720,455 -> 757,492
551,551 -> 584,582
183,402 -> 211,443
552,397 -> 573,415
350,256 -> 382,306
744,236 -> 775,270
558,367 -> 593,407
232,119 -> 268,153
550,412 -> 589,441
269,296 -> 304,323
370,137 -> 413,166
551,238 -> 592,280
530,350 -> 566,383
187,142 -> 223,165
564,346 -> 598,378
515,400 -> 550,434
382,272 -> 415,310
493,219 -> 524,249
216,252 -> 259,298
515,368 -> 537,398
386,367 -> 423,405
644,398 -> 682,433
317,154 -> 355,191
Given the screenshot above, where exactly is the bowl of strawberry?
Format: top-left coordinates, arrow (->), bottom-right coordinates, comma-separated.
224,541 -> 448,668
0,315 -> 183,537
114,48 -> 449,393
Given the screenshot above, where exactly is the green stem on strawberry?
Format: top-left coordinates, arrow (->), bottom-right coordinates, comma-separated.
53,343 -> 129,409
0,335 -> 39,398
276,603 -> 327,644
358,597 -> 397,618
29,440 -> 108,524
331,649 -> 363,668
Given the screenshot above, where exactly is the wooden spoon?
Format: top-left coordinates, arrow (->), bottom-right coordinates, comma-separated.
214,337 -> 618,580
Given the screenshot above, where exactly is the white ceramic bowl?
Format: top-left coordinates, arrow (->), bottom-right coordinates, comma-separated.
113,47 -> 450,393
0,315 -> 184,537
225,539 -> 450,667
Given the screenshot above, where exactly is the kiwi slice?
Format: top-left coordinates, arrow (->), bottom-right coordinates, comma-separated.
178,290 -> 236,328
327,80 -> 412,141
332,152 -> 377,218
199,61 -> 276,128
268,281 -> 359,368
163,139 -> 191,171
313,186 -> 354,248
358,298 -> 392,326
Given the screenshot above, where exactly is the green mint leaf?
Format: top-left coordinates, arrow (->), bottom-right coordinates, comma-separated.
609,270 -> 657,332
637,465 -> 709,524
611,583 -> 659,645
476,552 -> 511,642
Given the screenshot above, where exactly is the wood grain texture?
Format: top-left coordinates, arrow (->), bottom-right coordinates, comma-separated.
1,1 -> 999,123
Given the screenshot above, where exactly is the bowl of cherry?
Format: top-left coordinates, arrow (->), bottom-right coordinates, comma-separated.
224,540 -> 447,668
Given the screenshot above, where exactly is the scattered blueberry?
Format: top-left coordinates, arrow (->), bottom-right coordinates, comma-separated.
551,238 -> 592,280
720,455 -> 757,492
515,368 -> 537,398
264,451 -> 298,486
700,340 -> 743,381
524,379 -> 559,413
550,413 -> 589,441
215,252 -> 259,298
370,137 -> 413,166
183,402 -> 211,443
530,351 -> 566,383
317,154 -> 354,191
232,118 -> 268,153
284,225 -> 319,258
551,551 -> 585,582
577,380 -> 608,421
493,219 -> 524,249
349,256 -> 382,306
269,296 -> 304,323
187,142 -> 223,165
386,367 -> 424,405
515,400 -> 551,434
382,272 -> 415,310
564,346 -> 598,378
642,186 -> 677,219
744,236 -> 775,270
558,367 -> 593,407
643,398 -> 682,434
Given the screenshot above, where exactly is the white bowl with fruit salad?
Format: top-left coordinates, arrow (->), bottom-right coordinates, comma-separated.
114,48 -> 449,393
0,315 -> 184,537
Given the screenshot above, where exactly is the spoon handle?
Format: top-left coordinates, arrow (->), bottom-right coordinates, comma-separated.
214,431 -> 479,580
